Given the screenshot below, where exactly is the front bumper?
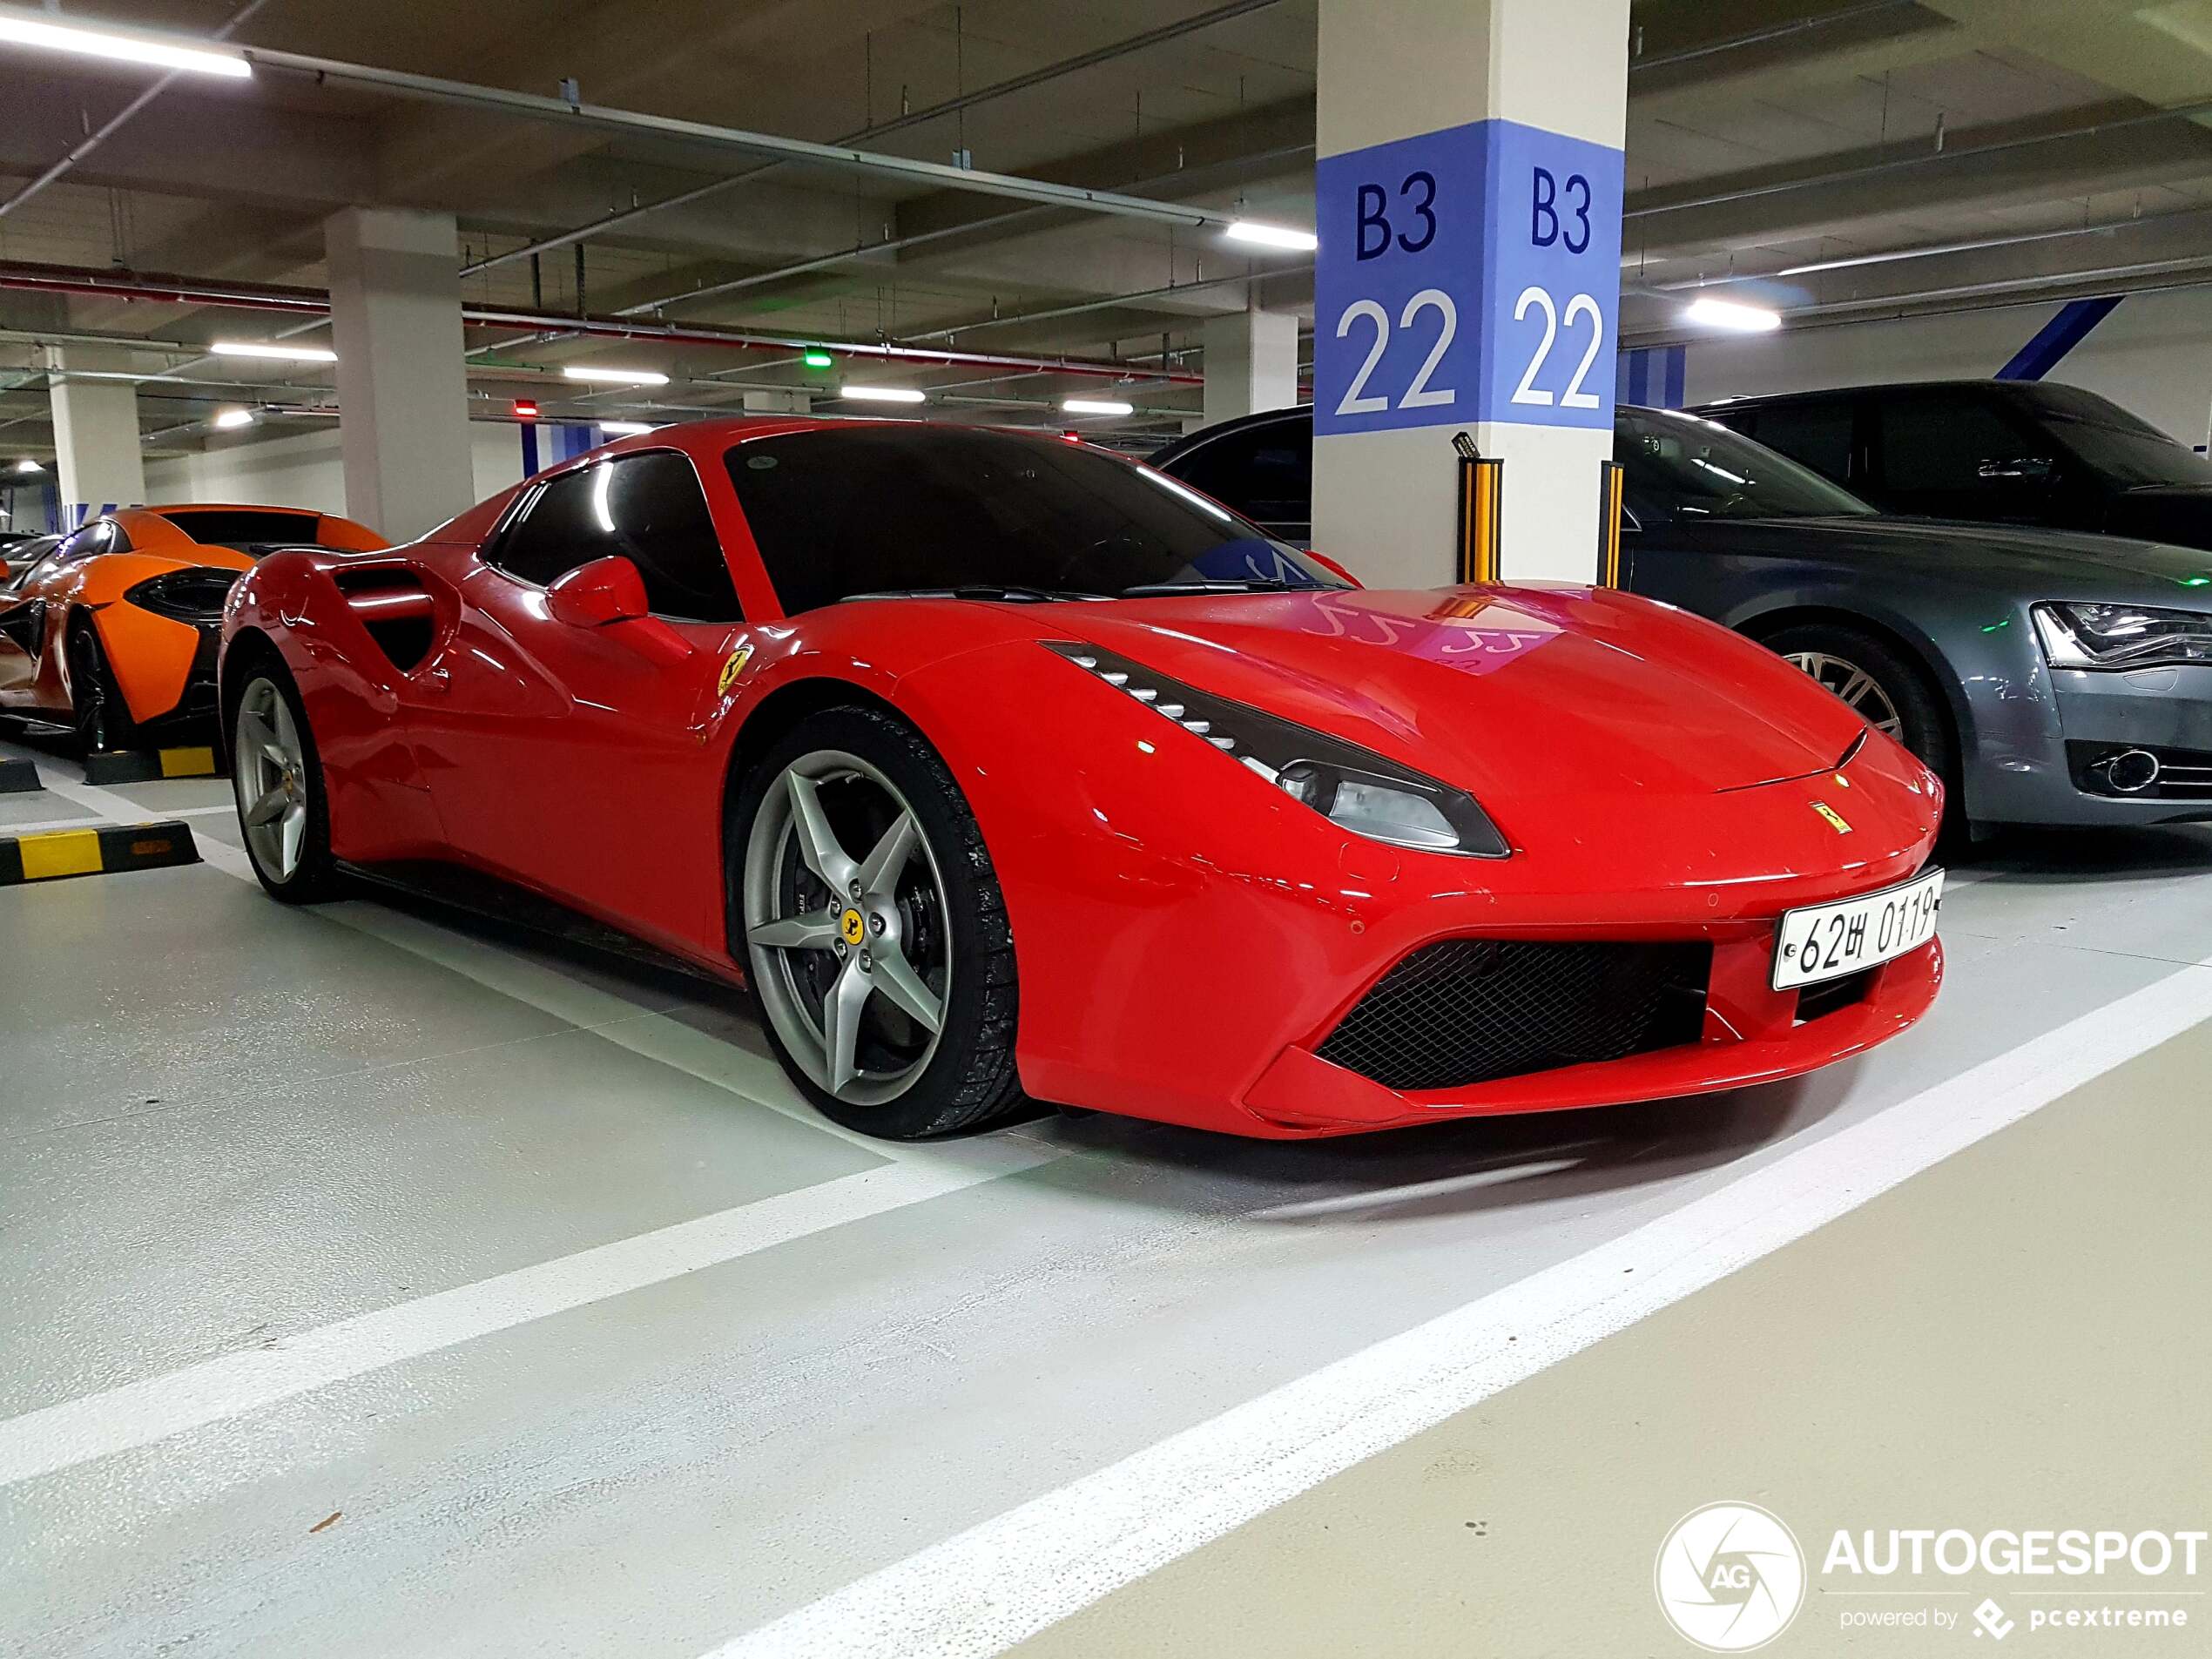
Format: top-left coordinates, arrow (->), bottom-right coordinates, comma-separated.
1241,935 -> 1942,1136
1973,662 -> 2212,827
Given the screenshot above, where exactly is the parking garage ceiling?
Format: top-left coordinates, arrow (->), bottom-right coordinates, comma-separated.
6,0 -> 2212,452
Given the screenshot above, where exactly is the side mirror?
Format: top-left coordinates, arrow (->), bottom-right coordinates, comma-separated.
546,555 -> 648,627
1976,455 -> 2055,482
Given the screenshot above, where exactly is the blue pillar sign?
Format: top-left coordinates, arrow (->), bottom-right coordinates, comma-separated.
1313,119 -> 1624,437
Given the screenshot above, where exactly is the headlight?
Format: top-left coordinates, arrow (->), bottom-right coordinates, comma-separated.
2033,601 -> 2212,671
1044,640 -> 1509,858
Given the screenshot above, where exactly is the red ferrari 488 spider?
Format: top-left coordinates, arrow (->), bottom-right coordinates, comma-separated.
219,420 -> 1944,1140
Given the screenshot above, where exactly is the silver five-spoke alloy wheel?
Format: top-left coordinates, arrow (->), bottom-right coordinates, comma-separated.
1786,650 -> 1905,740
744,748 -> 951,1109
233,676 -> 312,883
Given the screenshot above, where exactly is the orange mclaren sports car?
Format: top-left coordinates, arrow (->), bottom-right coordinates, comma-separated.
0,504 -> 386,750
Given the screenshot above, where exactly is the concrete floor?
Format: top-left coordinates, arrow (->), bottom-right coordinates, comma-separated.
3,727 -> 2210,1657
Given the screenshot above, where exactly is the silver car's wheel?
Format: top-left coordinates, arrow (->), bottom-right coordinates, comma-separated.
1786,650 -> 1905,740
233,675 -> 313,883
743,747 -> 951,1110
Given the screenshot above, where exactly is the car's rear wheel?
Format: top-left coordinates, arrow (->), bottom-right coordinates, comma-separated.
733,705 -> 1024,1140
67,619 -> 134,754
228,664 -> 341,902
1765,622 -> 1954,782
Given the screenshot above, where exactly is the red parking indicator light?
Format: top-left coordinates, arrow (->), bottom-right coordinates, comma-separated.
513,399 -> 540,420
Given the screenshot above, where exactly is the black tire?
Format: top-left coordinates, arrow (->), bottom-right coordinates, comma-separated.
1763,622 -> 1956,785
67,618 -> 135,755
223,653 -> 344,903
731,705 -> 1024,1140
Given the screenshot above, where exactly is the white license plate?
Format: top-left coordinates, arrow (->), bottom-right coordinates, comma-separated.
1773,869 -> 1945,990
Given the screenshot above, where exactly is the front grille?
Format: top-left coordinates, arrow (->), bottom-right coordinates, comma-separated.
1316,939 -> 1712,1093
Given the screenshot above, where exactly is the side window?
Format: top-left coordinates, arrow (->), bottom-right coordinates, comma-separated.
54,523 -> 114,563
1875,395 -> 2041,516
604,450 -> 744,623
487,452 -> 743,623
487,471 -> 604,587
1746,401 -> 1854,485
1171,425 -> 1312,527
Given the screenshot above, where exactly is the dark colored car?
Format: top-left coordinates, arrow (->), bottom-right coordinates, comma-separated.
1152,405 -> 2212,833
1694,380 -> 2212,551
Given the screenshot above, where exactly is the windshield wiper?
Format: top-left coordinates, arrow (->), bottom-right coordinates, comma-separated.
1117,578 -> 1305,597
840,583 -> 1108,604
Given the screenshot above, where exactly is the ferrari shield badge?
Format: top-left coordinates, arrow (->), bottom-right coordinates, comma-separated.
718,644 -> 754,694
1810,800 -> 1852,834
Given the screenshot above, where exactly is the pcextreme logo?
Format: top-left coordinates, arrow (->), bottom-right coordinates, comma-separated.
1657,1510 -> 2205,1649
1655,1502 -> 1808,1652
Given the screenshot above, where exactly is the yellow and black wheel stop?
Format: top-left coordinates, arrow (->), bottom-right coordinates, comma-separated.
0,820 -> 201,886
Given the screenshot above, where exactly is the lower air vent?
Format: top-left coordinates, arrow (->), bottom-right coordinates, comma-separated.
1316,939 -> 1711,1093
1794,967 -> 1874,1025
333,568 -> 436,672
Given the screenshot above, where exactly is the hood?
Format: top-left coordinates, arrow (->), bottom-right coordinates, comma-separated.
1063,585 -> 1868,802
1659,513 -> 2212,594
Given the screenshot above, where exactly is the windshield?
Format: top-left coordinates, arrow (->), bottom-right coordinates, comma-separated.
1616,407 -> 1875,523
723,426 -> 1343,614
2017,387 -> 2212,489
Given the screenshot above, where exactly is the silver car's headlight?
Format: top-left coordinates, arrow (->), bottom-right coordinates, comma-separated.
1044,640 -> 1510,858
2034,602 -> 2212,671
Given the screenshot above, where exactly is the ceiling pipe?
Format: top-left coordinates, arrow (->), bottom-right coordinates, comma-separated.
1627,90 -> 2212,222
1635,203 -> 2212,292
0,261 -> 1204,384
463,0 -> 1288,279
612,138 -> 1316,326
1629,0 -> 1922,76
189,34 -> 1258,238
0,0 -> 272,222
901,263 -> 1314,344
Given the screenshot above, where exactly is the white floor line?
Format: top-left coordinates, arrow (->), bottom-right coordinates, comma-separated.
0,1148 -> 1053,1492
707,955 -> 2212,1659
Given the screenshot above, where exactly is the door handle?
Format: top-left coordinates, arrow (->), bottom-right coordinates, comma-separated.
419,665 -> 450,693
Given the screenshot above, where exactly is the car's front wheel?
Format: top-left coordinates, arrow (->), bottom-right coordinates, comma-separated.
732,705 -> 1024,1140
228,663 -> 342,902
1765,622 -> 1954,779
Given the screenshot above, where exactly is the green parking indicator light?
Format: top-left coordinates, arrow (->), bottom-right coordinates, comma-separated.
803,349 -> 834,369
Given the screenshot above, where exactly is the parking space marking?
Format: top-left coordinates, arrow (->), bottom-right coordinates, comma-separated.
0,1147 -> 1054,1491
707,955 -> 2212,1659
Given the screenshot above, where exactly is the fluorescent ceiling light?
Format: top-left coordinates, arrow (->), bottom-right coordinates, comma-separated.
14,458 -> 42,473
1062,398 -> 1134,417
1683,296 -> 1782,333
600,420 -> 656,436
0,13 -> 251,78
563,365 -> 669,386
212,408 -> 256,429
842,385 -> 926,404
1224,219 -> 1318,252
211,341 -> 337,363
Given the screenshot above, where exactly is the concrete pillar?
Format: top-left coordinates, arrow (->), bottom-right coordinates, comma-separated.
1202,306 -> 1299,425
325,206 -> 475,541
742,390 -> 813,415
46,346 -> 145,521
1312,0 -> 1628,585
